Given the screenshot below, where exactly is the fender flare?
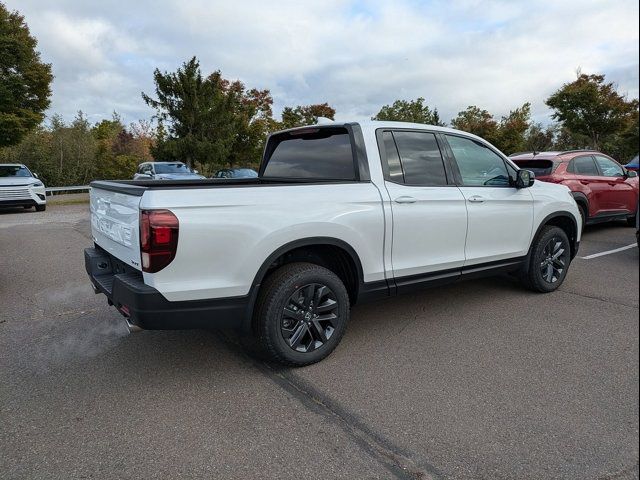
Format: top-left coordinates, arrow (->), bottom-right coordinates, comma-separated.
240,236 -> 365,331
525,211 -> 579,270
571,191 -> 589,215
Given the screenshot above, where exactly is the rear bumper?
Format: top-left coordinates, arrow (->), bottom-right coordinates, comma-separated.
84,246 -> 248,330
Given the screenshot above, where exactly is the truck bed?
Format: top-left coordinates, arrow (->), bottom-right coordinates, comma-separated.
90,177 -> 356,195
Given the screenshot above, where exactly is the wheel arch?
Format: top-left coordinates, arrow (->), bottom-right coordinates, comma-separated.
241,237 -> 366,331
531,211 -> 579,260
571,191 -> 589,216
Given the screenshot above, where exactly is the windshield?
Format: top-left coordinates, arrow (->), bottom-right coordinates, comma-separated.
0,165 -> 32,177
154,163 -> 191,174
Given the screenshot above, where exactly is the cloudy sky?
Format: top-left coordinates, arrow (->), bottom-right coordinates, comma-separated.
8,0 -> 640,126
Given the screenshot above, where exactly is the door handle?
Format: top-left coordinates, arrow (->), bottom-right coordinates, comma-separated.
580,180 -> 590,185
467,195 -> 485,203
394,196 -> 417,204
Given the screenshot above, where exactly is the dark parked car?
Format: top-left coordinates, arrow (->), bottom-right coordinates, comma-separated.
213,168 -> 258,179
625,155 -> 639,172
510,150 -> 639,228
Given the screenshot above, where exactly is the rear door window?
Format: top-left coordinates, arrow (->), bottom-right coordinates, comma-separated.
263,128 -> 356,180
392,131 -> 448,186
380,131 -> 404,183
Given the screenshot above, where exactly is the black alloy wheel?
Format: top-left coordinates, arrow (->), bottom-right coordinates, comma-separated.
281,283 -> 339,353
521,225 -> 571,293
252,262 -> 350,366
539,236 -> 567,284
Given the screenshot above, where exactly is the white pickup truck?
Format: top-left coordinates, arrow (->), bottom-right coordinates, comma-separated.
85,121 -> 581,365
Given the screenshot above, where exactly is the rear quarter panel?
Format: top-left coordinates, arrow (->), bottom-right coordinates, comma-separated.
140,183 -> 386,301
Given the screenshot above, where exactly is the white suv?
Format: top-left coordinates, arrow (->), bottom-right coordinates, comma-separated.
0,164 -> 46,212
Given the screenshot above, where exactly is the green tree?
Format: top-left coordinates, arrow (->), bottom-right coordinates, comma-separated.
280,103 -> 336,129
0,3 -> 53,147
523,123 -> 557,153
372,98 -> 444,125
602,105 -> 639,163
142,57 -> 274,171
551,126 -> 590,151
493,103 -> 531,154
142,57 -> 233,167
546,73 -> 638,151
52,111 -> 97,185
220,76 -> 274,169
451,105 -> 498,142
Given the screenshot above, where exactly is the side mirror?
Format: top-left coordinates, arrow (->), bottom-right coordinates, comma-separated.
193,170 -> 199,174
627,170 -> 638,178
33,172 -> 39,179
516,169 -> 535,188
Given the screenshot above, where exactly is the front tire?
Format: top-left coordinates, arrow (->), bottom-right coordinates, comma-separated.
253,262 -> 350,366
521,226 -> 572,293
35,204 -> 46,212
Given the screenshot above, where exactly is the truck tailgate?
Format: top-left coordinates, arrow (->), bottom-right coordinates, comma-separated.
90,186 -> 142,270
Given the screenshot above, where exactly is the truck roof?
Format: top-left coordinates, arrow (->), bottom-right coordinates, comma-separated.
276,120 -> 491,146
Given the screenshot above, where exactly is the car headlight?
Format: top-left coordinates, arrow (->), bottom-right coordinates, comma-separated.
31,182 -> 44,188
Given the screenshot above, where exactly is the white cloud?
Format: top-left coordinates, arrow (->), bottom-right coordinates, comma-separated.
6,0 -> 639,126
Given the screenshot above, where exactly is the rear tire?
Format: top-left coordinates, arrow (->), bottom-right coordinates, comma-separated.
521,226 -> 571,293
253,262 -> 350,366
35,204 -> 46,212
626,215 -> 636,227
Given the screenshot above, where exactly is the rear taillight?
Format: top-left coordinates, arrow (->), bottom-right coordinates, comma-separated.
140,210 -> 179,273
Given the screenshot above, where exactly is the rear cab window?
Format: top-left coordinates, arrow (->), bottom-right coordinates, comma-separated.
262,127 -> 357,180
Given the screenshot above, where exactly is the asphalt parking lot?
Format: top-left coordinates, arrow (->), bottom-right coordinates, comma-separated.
1,203 -> 638,480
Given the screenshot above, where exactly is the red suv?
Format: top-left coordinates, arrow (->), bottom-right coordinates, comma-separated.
510,150 -> 639,228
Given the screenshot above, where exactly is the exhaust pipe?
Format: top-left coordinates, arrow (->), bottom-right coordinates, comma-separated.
125,318 -> 144,333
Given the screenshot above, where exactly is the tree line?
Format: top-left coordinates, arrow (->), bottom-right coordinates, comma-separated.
1,3 -> 638,187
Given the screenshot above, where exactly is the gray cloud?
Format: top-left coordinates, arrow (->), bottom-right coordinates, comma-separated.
7,0 -> 639,126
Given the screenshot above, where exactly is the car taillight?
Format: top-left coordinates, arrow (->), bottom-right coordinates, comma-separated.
140,209 -> 179,273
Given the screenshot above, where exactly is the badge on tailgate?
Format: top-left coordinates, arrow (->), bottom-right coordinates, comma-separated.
91,213 -> 133,247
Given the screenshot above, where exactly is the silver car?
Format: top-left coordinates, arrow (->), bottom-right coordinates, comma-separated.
133,162 -> 205,180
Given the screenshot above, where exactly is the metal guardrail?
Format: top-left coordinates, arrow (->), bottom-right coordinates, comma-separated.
45,185 -> 90,195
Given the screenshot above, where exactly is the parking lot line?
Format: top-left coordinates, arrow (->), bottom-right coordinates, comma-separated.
579,243 -> 637,260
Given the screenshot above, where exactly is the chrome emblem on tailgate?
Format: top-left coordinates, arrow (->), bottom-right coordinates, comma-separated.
91,213 -> 133,247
